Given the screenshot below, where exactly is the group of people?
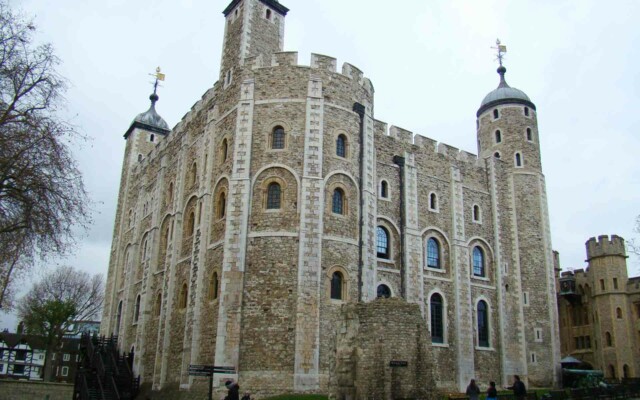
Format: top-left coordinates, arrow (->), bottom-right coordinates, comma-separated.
466,375 -> 527,400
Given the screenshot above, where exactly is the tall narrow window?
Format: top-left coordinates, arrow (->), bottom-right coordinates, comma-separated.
609,365 -> 616,379
430,293 -> 444,343
272,126 -> 285,149
155,292 -> 162,316
265,8 -> 271,20
115,301 -> 123,336
605,331 -> 612,347
515,152 -> 522,167
190,162 -> 197,186
616,307 -> 622,319
426,238 -> 440,269
473,246 -> 485,277
179,283 -> 188,309
526,128 -> 533,141
267,183 -> 281,209
209,272 -> 219,300
167,182 -> 174,205
473,205 -> 481,222
133,295 -> 141,323
524,107 -> 530,116
477,300 -> 489,347
495,130 -> 502,143
613,278 -> 618,289
376,227 -> 390,259
330,272 -> 343,300
624,365 -> 630,379
150,134 -> 155,142
187,211 -> 195,236
600,279 -> 605,291
218,192 -> 227,218
332,188 -> 344,214
493,109 -> 499,119
221,138 -> 228,161
336,134 -> 346,157
380,181 -> 388,198
429,193 -> 438,211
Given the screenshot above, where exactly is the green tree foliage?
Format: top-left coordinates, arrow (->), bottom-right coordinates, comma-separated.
17,266 -> 103,381
0,1 -> 90,309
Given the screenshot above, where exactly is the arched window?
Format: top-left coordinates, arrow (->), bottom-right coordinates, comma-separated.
377,284 -> 391,298
606,331 -> 612,347
137,154 -> 142,162
221,138 -> 228,162
209,272 -> 219,300
526,128 -> 532,141
128,210 -> 133,228
272,126 -> 285,149
154,292 -> 162,316
623,364 -> 630,379
524,107 -> 530,116
495,130 -> 502,143
430,293 -> 444,343
473,205 -> 481,222
267,182 -> 281,209
179,283 -> 188,309
609,365 -> 616,379
493,109 -> 499,119
616,307 -> 622,319
477,300 -> 489,347
150,134 -> 155,142
134,295 -> 141,323
429,193 -> 438,211
336,134 -> 347,157
218,192 -> 227,218
380,181 -> 388,198
376,226 -> 390,259
266,8 -> 272,20
494,152 -> 501,159
330,271 -> 343,300
426,238 -> 440,269
473,246 -> 485,277
515,152 -> 522,167
115,301 -> 123,336
332,188 -> 344,214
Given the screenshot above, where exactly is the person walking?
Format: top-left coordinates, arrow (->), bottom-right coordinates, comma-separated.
506,375 -> 527,400
225,380 -> 240,400
487,381 -> 498,400
466,379 -> 481,400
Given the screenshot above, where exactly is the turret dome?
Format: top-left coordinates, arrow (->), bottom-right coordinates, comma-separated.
124,93 -> 171,138
477,66 -> 535,117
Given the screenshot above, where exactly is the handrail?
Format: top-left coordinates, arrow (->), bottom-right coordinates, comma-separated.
79,373 -> 90,400
108,373 -> 121,400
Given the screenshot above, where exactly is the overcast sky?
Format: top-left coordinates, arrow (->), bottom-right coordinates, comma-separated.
2,0 -> 639,329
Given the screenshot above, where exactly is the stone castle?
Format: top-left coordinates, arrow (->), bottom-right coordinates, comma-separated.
557,235 -> 640,379
101,0 -> 561,396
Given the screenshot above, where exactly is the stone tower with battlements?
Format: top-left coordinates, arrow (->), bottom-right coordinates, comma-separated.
557,235 -> 640,379
101,1 -> 561,397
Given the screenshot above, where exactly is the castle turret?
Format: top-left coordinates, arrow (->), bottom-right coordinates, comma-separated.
585,235 -> 634,379
219,0 -> 289,85
476,46 -> 560,387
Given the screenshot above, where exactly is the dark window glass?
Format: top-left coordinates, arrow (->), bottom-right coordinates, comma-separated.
430,193 -> 437,210
336,135 -> 346,157
332,189 -> 344,214
477,300 -> 489,347
515,153 -> 522,167
493,109 -> 499,119
524,107 -> 530,116
134,295 -> 140,322
473,246 -> 485,277
272,126 -> 285,149
376,227 -> 389,258
473,205 -> 480,221
219,193 -> 226,218
267,183 -> 281,209
427,238 -> 440,268
381,181 -> 388,198
222,139 -> 228,161
527,128 -> 532,141
115,301 -> 123,336
377,284 -> 391,298
495,130 -> 502,143
494,152 -> 501,159
330,272 -> 343,300
430,293 -> 444,343
13,364 -> 25,374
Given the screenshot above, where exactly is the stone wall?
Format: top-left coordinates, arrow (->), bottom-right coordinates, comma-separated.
0,380 -> 73,400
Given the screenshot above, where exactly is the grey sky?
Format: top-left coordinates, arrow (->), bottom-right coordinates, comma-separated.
2,0 -> 639,329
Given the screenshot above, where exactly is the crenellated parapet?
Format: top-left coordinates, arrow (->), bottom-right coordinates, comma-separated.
585,234 -> 627,261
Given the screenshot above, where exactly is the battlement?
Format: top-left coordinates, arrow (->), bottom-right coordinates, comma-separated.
585,234 -> 627,260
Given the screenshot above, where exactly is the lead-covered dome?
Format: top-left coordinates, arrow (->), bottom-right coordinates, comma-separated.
477,66 -> 535,117
124,93 -> 171,138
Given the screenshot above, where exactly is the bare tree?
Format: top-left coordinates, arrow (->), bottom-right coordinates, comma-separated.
17,266 -> 103,381
0,1 -> 90,309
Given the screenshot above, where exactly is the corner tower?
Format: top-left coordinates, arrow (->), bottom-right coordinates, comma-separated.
219,0 -> 289,83
477,45 -> 560,387
585,235 -> 635,379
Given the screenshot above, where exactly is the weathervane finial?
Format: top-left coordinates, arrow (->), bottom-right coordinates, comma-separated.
149,67 -> 166,96
492,39 -> 507,67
